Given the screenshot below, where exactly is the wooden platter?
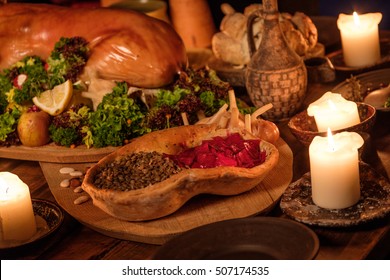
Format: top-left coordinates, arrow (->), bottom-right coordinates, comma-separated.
0,143 -> 117,163
40,137 -> 293,245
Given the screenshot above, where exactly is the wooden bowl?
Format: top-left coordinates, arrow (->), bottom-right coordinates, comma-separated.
288,102 -> 376,146
82,124 -> 279,221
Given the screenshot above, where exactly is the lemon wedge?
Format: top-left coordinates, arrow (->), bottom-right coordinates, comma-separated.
33,80 -> 73,116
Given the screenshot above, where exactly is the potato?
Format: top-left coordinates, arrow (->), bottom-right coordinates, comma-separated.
17,108 -> 51,147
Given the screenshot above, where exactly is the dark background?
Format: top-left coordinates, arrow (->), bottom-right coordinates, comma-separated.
207,0 -> 389,30
6,0 -> 390,30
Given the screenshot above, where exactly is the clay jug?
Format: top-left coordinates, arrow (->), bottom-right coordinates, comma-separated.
245,0 -> 307,121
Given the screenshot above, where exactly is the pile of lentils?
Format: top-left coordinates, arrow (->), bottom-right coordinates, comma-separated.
92,151 -> 184,191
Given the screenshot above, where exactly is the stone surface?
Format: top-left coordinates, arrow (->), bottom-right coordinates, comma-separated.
280,162 -> 390,227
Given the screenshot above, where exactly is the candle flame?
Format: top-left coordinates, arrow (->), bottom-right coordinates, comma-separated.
353,11 -> 360,26
327,128 -> 336,152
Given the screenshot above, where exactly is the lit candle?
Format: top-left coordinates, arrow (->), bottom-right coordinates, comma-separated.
337,12 -> 382,67
307,92 -> 360,132
0,172 -> 36,243
309,130 -> 364,209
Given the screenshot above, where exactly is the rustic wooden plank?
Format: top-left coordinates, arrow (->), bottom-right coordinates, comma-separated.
312,216 -> 390,260
40,137 -> 293,245
0,143 -> 117,163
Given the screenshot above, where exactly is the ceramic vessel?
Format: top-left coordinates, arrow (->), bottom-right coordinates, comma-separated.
288,103 -> 376,146
245,0 -> 307,121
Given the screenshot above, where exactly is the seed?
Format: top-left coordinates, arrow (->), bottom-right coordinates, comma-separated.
60,179 -> 70,188
92,151 -> 184,191
70,170 -> 83,177
60,167 -> 75,174
74,195 -> 89,205
73,186 -> 84,193
69,178 -> 82,188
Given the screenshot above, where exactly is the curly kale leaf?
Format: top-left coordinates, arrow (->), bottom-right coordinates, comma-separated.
385,97 -> 390,108
199,90 -> 227,116
88,82 -> 150,147
47,37 -> 89,85
5,56 -> 49,105
0,107 -> 21,142
49,126 -> 79,147
0,37 -> 89,106
145,68 -> 234,131
49,105 -> 91,147
156,87 -> 190,107
0,75 -> 12,114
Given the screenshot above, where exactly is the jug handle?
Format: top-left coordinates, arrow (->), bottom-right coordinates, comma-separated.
247,9 -> 262,57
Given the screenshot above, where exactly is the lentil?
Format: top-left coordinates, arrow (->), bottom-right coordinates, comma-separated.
93,151 -> 183,191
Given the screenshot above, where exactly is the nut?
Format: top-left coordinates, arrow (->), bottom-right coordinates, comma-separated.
69,177 -> 82,188
60,179 -> 70,188
74,195 -> 89,205
59,167 -> 75,174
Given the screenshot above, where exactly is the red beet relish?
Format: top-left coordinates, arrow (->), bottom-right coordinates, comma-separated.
166,133 -> 266,169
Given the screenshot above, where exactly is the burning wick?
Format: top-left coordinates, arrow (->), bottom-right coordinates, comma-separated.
353,12 -> 360,26
327,128 -> 335,152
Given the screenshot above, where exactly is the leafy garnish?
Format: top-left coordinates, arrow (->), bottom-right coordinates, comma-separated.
145,68 -> 237,130
88,82 -> 150,147
345,75 -> 363,102
49,104 -> 90,147
385,97 -> 390,108
0,107 -> 21,142
5,56 -> 49,105
47,37 -> 89,85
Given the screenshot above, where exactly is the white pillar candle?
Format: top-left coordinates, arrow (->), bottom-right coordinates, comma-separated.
0,172 -> 37,243
309,130 -> 364,209
307,92 -> 360,132
337,12 -> 382,68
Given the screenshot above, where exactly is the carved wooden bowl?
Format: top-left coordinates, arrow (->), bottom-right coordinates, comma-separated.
82,124 -> 279,221
288,102 -> 376,146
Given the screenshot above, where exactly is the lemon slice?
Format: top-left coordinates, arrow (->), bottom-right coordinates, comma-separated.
33,80 -> 73,116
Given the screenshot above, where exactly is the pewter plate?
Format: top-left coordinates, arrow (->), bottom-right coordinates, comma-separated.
327,39 -> 390,75
0,199 -> 64,250
153,217 -> 319,260
332,68 -> 390,112
280,162 -> 390,227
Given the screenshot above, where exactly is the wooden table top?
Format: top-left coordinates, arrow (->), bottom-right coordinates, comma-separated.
1,71 -> 389,260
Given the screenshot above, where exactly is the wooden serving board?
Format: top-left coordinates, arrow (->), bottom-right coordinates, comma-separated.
40,137 -> 293,245
0,143 -> 117,163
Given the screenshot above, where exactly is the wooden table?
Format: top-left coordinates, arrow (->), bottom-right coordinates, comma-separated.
1,75 -> 389,260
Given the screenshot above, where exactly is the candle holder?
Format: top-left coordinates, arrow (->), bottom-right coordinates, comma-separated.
327,39 -> 390,78
288,102 -> 376,146
0,199 -> 63,250
331,68 -> 390,113
280,162 -> 390,227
